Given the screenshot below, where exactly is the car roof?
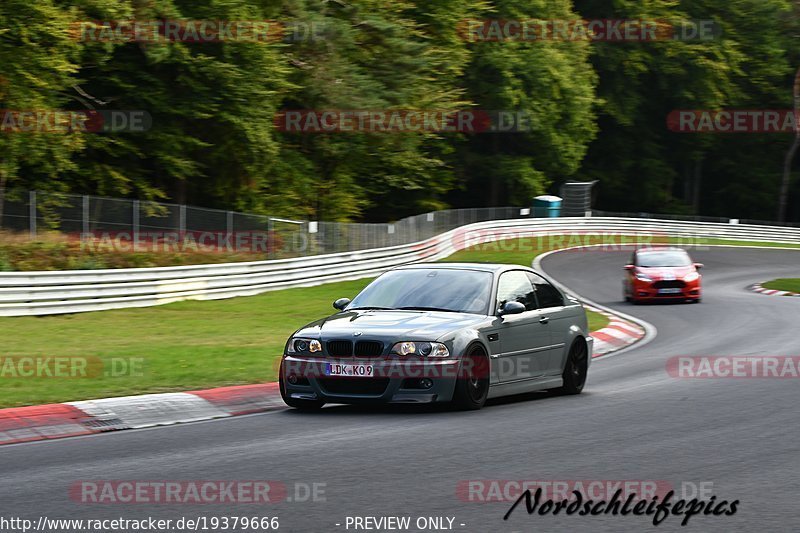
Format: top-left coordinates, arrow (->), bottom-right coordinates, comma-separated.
393,262 -> 522,273
635,247 -> 688,254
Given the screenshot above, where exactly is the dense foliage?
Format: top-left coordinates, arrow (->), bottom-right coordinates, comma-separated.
1,0 -> 798,222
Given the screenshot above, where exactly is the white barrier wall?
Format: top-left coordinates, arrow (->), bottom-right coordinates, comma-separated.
1,217 -> 798,316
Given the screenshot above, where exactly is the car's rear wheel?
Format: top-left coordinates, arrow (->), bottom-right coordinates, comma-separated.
452,346 -> 489,410
279,366 -> 325,411
554,339 -> 588,395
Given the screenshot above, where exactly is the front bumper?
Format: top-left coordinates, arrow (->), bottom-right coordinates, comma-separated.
631,280 -> 701,301
281,356 -> 462,404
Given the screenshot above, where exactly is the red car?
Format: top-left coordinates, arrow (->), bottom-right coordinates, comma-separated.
623,247 -> 703,304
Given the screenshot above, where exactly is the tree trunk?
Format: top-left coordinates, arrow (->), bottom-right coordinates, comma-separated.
778,66 -> 800,222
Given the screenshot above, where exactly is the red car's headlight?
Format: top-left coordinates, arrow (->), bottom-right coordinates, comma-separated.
684,272 -> 700,282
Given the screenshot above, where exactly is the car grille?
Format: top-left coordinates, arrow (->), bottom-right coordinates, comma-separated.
354,341 -> 384,357
326,340 -> 384,357
327,340 -> 353,357
653,280 -> 686,289
318,378 -> 390,396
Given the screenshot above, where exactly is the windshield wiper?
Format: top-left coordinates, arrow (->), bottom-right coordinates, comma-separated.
397,306 -> 459,313
347,306 -> 396,311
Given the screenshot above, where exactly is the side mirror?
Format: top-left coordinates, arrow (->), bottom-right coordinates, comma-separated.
333,298 -> 351,311
624,264 -> 635,271
693,263 -> 704,270
498,301 -> 526,316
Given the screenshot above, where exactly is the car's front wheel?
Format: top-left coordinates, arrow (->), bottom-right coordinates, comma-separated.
279,366 -> 325,411
554,339 -> 588,395
452,346 -> 490,410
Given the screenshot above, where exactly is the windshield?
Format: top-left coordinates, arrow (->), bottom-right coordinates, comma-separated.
637,251 -> 692,267
347,269 -> 493,315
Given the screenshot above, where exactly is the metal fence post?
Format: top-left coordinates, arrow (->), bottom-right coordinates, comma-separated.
133,200 -> 140,247
333,223 -> 338,253
226,211 -> 233,253
29,190 -> 36,239
267,217 -> 274,259
82,195 -> 90,236
179,204 -> 186,240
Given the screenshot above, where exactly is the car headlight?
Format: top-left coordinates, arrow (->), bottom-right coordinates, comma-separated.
390,341 -> 449,357
684,272 -> 700,282
635,273 -> 653,282
286,337 -> 322,355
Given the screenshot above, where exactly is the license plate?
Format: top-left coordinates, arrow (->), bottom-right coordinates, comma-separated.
658,288 -> 682,294
325,363 -> 374,377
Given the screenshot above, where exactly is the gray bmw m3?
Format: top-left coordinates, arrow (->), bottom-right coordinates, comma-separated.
279,263 -> 593,410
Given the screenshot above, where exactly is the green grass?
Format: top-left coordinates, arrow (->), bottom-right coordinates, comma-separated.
685,238 -> 800,249
0,280 -> 370,407
1,234 -> 795,407
587,311 -> 610,331
761,278 -> 800,293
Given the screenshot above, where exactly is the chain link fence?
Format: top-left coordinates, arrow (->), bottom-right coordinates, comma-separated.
0,189 -> 528,258
4,189 -> 792,261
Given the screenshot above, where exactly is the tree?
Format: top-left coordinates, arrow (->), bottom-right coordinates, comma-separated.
0,0 -> 82,226
453,0 -> 598,208
575,0 -> 796,219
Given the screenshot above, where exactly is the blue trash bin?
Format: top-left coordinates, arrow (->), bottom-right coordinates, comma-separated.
531,195 -> 562,217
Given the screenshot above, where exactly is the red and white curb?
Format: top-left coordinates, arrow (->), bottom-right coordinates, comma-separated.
0,305 -> 645,445
0,307 -> 636,447
0,307 -> 637,446
0,249 -> 657,447
749,282 -> 800,297
532,248 -> 657,360
585,304 -> 646,358
0,383 -> 281,446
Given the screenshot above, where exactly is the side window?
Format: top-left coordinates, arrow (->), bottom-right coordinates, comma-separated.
527,272 -> 564,308
496,271 -> 537,311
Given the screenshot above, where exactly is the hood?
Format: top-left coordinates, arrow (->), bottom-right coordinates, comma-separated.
293,309 -> 486,341
636,265 -> 695,280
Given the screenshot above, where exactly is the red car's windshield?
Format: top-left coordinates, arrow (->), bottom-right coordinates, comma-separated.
637,251 -> 692,268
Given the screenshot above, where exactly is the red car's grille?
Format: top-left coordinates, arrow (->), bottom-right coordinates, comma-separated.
653,280 -> 687,289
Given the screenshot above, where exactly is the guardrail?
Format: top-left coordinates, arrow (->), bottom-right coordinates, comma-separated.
1,217 -> 799,316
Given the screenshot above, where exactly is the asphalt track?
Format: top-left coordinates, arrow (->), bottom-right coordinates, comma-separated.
1,246 -> 799,533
